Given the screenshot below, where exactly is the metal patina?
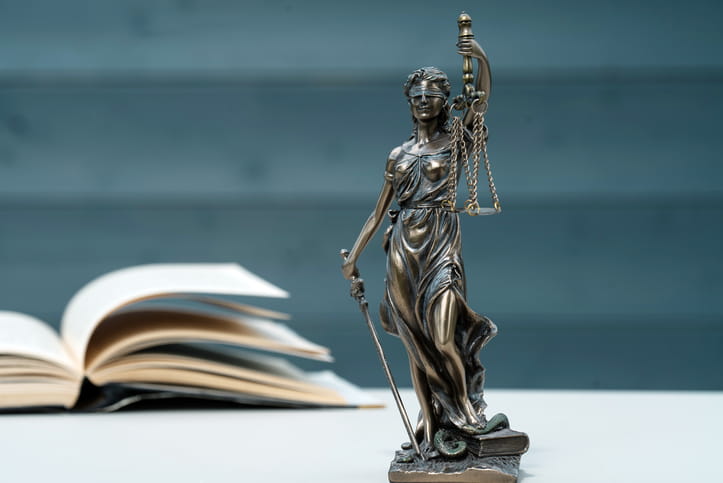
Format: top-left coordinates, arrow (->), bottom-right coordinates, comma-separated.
342,12 -> 528,483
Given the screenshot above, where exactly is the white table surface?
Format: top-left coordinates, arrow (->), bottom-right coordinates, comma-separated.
3,389 -> 721,482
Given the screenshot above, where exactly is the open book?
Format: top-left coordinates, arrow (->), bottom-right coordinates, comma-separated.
0,264 -> 378,411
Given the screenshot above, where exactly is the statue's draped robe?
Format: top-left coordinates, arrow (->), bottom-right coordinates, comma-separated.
380,144 -> 497,431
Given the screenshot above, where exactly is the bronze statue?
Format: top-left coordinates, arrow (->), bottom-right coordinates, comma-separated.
342,12 -> 528,483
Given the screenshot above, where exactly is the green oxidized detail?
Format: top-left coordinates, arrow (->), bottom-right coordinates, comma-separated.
478,413 -> 509,435
397,451 -> 415,463
434,429 -> 468,458
433,413 -> 511,457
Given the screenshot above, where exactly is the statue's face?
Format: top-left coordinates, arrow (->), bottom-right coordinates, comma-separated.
409,80 -> 446,122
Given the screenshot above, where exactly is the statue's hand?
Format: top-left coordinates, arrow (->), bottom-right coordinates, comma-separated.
341,258 -> 359,280
349,277 -> 365,301
457,38 -> 485,60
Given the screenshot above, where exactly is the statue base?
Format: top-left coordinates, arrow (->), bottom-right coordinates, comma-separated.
389,454 -> 521,483
388,426 -> 528,483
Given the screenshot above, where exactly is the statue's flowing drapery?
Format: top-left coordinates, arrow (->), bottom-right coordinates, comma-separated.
380,145 -> 497,431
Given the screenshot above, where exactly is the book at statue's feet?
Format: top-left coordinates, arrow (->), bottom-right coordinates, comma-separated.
465,428 -> 530,457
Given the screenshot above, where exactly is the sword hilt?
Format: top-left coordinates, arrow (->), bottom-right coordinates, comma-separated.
340,249 -> 366,304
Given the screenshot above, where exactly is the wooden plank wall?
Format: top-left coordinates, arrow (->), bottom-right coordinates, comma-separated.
0,0 -> 721,389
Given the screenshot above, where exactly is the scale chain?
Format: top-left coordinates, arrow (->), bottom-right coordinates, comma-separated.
481,123 -> 500,212
445,108 -> 500,215
463,110 -> 483,214
445,116 -> 462,210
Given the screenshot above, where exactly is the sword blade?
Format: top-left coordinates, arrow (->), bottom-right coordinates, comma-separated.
355,291 -> 424,460
341,249 -> 424,459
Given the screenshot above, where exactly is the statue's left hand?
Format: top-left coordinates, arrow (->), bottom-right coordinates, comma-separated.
457,38 -> 485,60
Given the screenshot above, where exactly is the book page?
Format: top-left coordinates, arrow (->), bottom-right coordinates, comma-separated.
60,264 -> 288,362
174,295 -> 291,320
90,346 -> 341,399
0,311 -> 79,374
84,307 -> 331,371
88,345 -> 383,408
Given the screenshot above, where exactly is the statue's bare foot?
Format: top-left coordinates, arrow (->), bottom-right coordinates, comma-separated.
462,400 -> 483,427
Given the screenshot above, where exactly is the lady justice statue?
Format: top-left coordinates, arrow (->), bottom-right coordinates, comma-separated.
341,13 -> 528,483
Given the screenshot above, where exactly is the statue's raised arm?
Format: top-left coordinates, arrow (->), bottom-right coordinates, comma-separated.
455,12 -> 492,129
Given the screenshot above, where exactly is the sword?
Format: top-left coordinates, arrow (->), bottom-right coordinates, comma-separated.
340,249 -> 424,460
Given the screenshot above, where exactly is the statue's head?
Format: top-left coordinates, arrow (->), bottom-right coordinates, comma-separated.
403,67 -> 451,99
403,67 -> 451,130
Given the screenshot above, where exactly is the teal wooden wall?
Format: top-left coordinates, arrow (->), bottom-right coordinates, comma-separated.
0,0 -> 721,389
